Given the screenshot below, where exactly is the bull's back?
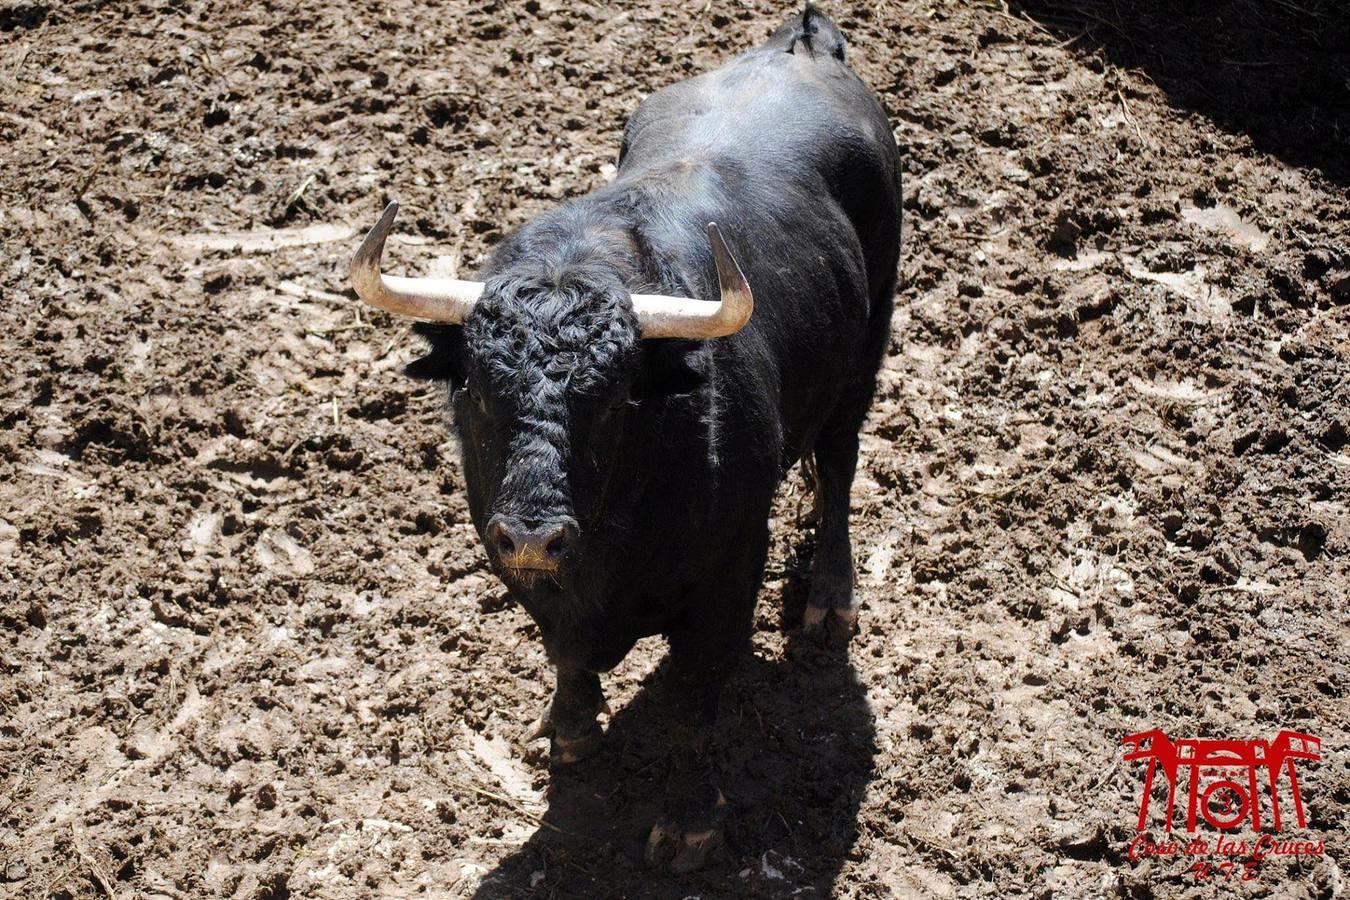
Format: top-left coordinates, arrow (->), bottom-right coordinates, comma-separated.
616,11 -> 900,469
620,28 -> 898,245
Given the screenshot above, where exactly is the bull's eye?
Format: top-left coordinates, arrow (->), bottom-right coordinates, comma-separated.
464,385 -> 486,413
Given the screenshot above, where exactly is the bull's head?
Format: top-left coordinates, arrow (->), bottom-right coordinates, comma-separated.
348,203 -> 752,607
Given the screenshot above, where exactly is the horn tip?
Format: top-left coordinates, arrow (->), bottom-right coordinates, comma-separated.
370,201 -> 399,244
351,202 -> 400,289
705,222 -> 729,261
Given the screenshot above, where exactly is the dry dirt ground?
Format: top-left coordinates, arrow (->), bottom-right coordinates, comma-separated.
2,0 -> 1348,897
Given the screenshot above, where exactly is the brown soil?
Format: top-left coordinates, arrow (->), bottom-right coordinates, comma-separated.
1,1 -> 1347,898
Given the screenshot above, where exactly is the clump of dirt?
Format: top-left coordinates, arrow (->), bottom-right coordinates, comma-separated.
1,1 -> 1345,898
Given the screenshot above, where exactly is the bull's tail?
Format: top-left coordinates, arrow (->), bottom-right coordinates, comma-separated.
766,3 -> 848,63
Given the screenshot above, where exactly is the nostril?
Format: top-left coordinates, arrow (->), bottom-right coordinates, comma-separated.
488,521 -> 517,557
547,520 -> 579,559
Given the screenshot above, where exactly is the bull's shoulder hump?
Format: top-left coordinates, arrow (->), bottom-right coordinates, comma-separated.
628,51 -> 880,139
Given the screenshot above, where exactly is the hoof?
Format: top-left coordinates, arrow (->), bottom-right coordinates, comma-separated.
645,791 -> 727,873
524,714 -> 555,742
523,699 -> 611,750
645,822 -> 724,873
550,723 -> 603,765
802,603 -> 857,646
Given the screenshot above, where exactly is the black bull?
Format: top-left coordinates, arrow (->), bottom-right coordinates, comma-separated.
367,8 -> 900,872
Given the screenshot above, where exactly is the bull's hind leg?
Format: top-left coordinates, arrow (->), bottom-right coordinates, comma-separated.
805,270 -> 895,644
803,424 -> 861,644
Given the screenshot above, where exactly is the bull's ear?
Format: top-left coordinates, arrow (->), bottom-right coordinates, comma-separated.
405,323 -> 466,387
635,339 -> 706,399
403,353 -> 457,381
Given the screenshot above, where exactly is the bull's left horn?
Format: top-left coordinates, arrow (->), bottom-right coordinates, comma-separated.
630,222 -> 753,340
349,201 -> 485,322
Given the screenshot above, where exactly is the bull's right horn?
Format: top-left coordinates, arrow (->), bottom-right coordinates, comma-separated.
349,201 -> 485,322
629,222 -> 754,340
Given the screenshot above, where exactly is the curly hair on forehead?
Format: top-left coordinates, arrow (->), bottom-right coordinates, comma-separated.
464,262 -> 643,399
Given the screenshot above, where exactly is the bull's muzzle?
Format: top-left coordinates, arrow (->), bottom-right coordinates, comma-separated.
486,515 -> 578,575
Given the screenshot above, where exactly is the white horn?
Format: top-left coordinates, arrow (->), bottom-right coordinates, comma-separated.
630,222 -> 753,340
349,201 -> 485,322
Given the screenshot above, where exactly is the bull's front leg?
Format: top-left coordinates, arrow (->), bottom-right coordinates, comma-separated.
644,618 -> 746,872
527,663 -> 607,765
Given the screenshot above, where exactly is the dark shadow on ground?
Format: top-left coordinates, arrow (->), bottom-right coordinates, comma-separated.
473,567 -> 875,898
1012,0 -> 1350,186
